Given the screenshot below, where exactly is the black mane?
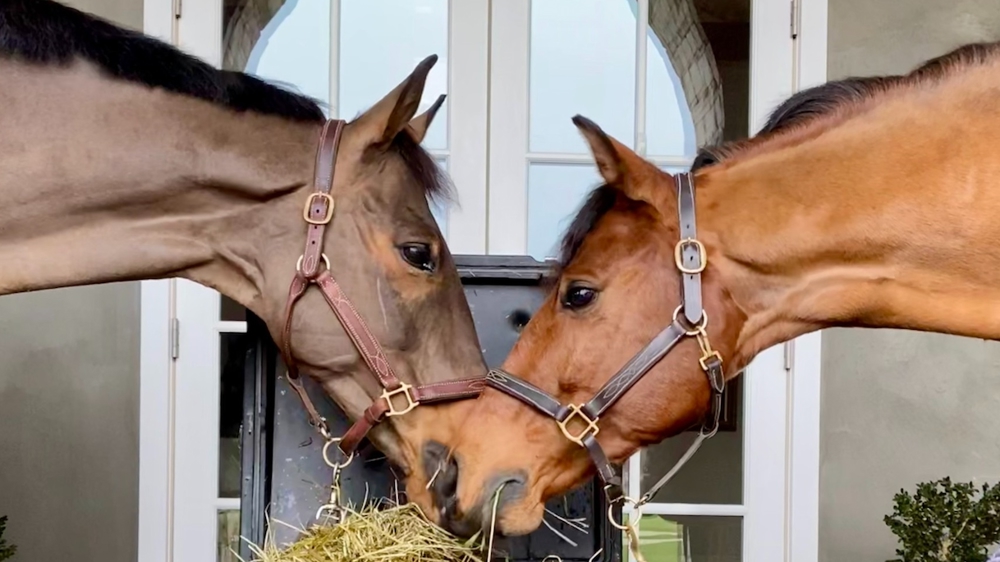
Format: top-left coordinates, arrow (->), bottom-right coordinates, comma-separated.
0,0 -> 452,200
556,40 -> 1000,270
0,0 -> 324,122
557,76 -> 895,268
556,185 -> 618,268
691,75 -> 902,171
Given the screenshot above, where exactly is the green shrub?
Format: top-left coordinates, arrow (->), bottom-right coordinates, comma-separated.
884,477 -> 1000,562
0,516 -> 15,561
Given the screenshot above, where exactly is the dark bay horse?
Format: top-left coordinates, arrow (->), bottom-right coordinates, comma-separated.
0,0 -> 486,506
414,41 -> 1000,536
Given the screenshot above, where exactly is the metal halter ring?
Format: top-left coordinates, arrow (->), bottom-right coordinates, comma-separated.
672,305 -> 708,336
322,437 -> 355,470
296,253 -> 331,274
607,495 -> 643,531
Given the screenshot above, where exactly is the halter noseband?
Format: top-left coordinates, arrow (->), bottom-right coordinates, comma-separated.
486,172 -> 726,504
280,119 -> 485,457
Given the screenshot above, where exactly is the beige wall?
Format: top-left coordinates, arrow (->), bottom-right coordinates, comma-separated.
822,2 -> 1000,560
0,3 -> 143,562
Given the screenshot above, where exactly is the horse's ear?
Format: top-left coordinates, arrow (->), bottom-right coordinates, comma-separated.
354,55 -> 439,147
572,115 -> 666,205
572,115 -> 625,185
406,94 -> 446,144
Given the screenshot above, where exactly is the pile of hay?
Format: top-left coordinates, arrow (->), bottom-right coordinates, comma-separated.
243,502 -> 487,562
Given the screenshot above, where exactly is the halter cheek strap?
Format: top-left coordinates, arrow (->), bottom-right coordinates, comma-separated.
280,119 -> 484,456
486,171 -> 726,505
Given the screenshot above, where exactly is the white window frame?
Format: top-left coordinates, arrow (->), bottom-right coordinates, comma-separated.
483,1 -> 825,561
139,1 -> 490,561
138,0 -> 828,560
786,0 -> 828,560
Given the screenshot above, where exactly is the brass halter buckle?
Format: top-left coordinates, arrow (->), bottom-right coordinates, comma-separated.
303,192 -> 335,225
558,404 -> 600,447
381,382 -> 420,417
674,237 -> 707,274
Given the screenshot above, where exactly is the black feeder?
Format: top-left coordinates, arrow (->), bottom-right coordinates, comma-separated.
237,255 -> 623,562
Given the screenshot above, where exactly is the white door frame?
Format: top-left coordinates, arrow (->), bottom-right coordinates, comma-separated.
138,9 -> 176,562
786,0 -> 828,559
138,0 -> 829,560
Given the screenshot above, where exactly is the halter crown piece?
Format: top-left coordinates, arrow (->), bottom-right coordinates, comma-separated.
486,171 -> 726,507
280,119 -> 485,458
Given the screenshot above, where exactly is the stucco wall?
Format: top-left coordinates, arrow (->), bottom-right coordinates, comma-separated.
821,2 -> 1000,560
0,3 -> 143,562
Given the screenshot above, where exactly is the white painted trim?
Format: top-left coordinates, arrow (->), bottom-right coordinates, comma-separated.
175,0 -> 221,67
216,321 -> 248,334
743,2 -> 796,561
524,152 -> 693,167
215,498 -> 242,511
631,503 -> 747,518
328,0 -> 341,117
173,279 -> 224,562
138,279 -> 173,562
788,332 -> 822,562
486,0 -> 531,254
634,0 -> 649,155
139,6 -> 178,562
170,5 -> 229,560
743,345 -> 789,562
142,0 -> 174,43
786,3 -> 828,561
446,0 -> 490,253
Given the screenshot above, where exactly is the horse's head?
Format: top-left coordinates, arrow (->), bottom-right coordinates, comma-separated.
250,56 -> 487,491
417,116 -> 747,536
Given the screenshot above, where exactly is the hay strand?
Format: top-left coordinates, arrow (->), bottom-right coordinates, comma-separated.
244,500 -> 486,562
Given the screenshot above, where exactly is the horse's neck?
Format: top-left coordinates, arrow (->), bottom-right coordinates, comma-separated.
0,58 -> 316,310
699,79 -> 1000,367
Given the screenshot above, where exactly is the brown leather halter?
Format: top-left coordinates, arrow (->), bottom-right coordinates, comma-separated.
485,172 -> 726,505
280,119 -> 485,458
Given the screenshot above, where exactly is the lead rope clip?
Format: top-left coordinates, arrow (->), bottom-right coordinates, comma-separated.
314,437 -> 354,523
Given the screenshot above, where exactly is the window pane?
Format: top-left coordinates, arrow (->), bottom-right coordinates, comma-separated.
220,296 -> 246,322
223,0 -> 331,106
340,0 -> 448,150
640,378 -> 743,505
530,0 -> 636,154
219,333 -> 248,498
637,515 -> 742,562
526,164 -> 690,261
526,163 -> 604,260
646,0 -> 750,156
217,509 -> 241,562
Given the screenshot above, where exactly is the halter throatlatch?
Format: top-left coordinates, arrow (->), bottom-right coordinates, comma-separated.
486,171 -> 726,508
280,119 -> 484,459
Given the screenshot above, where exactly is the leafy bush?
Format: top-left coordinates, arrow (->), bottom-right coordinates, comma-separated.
0,516 -> 15,561
884,477 -> 1000,562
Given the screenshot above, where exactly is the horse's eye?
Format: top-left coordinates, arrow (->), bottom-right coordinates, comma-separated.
399,243 -> 435,272
562,285 -> 598,310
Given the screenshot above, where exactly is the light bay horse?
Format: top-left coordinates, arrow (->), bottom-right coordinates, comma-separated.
413,41 -> 1000,536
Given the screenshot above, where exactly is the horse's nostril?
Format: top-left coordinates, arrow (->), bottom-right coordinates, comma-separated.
482,474 -> 525,524
423,441 -> 459,506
